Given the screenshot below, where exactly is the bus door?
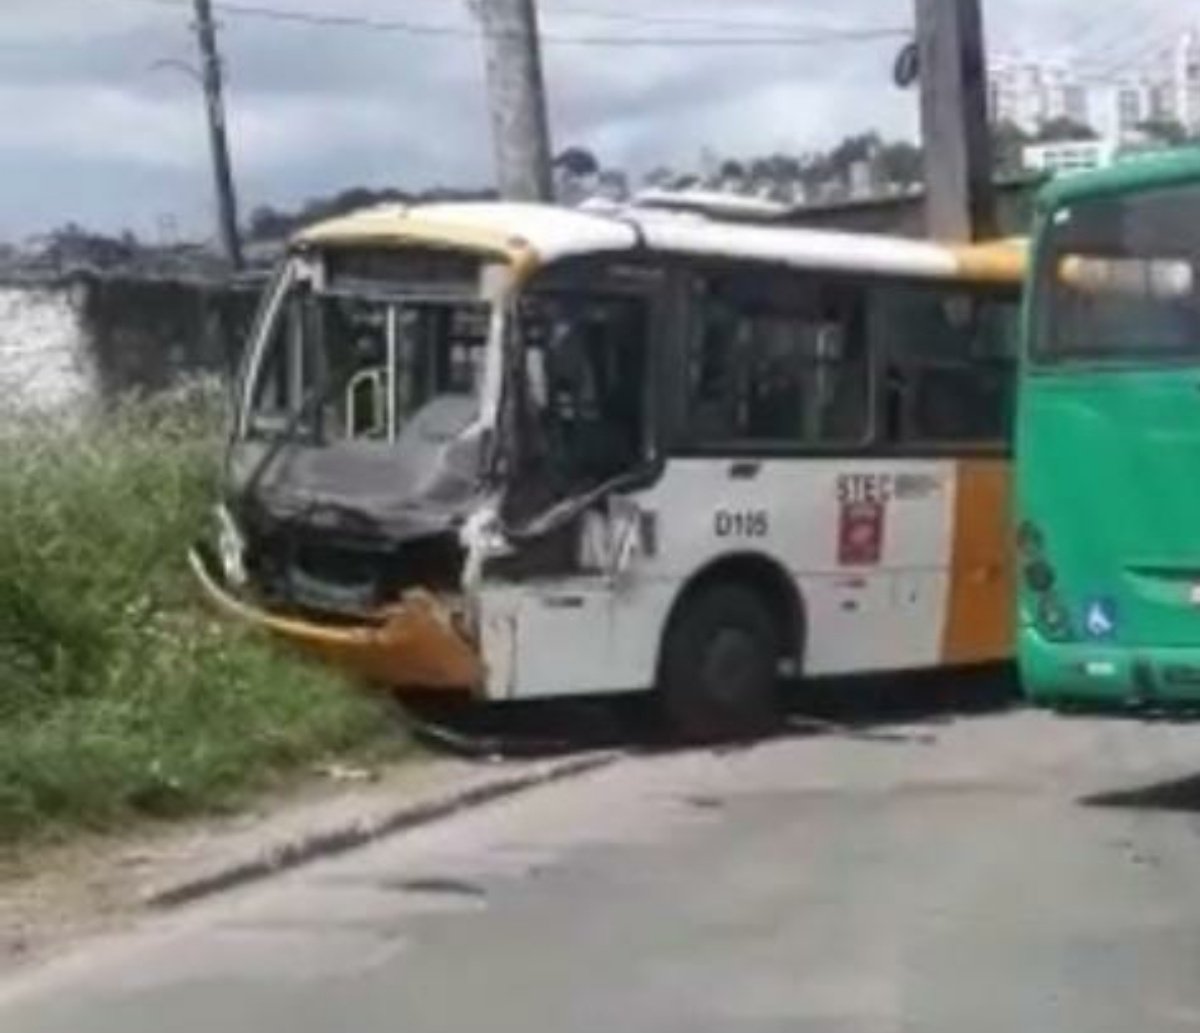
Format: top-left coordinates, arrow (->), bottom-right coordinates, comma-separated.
481,262 -> 664,698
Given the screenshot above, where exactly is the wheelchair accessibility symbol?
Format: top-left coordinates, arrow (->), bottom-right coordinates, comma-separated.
1084,598 -> 1117,640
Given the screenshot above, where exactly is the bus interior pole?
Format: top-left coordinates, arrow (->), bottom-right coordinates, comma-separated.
470,0 -> 555,202
916,0 -> 997,242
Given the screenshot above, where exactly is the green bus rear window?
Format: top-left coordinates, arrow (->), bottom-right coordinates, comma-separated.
1034,182 -> 1200,364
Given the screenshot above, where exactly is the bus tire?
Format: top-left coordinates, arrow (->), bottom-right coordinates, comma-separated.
659,583 -> 780,743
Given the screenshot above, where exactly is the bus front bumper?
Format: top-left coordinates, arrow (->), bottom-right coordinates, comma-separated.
1020,628 -> 1200,709
188,545 -> 484,694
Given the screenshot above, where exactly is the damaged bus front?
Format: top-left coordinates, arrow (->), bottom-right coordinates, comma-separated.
191,206 -> 651,697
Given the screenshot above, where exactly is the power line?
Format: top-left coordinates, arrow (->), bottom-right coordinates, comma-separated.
541,2 -> 872,34
1073,5 -> 1192,79
1077,16 -> 1190,83
127,0 -> 910,48
1055,0 -> 1166,68
988,0 -> 1188,86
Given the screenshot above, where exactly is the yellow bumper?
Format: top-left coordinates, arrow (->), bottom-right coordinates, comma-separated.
188,547 -> 484,693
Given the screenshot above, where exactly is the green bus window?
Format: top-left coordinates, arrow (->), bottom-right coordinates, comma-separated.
1035,183 -> 1200,363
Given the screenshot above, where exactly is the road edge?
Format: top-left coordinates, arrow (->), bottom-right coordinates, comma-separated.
145,752 -> 618,909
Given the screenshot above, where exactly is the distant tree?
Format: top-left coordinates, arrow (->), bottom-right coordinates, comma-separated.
763,154 -> 802,183
738,154 -> 804,201
595,168 -> 630,201
1035,117 -> 1099,142
992,119 -> 1032,175
416,186 -> 496,203
878,141 -> 923,185
40,223 -> 138,271
717,159 -> 747,183
248,205 -> 293,241
300,186 -> 407,224
747,157 -> 772,182
245,185 -> 491,240
826,132 -> 883,180
643,165 -> 680,190
797,151 -> 832,192
554,147 -> 603,204
1136,118 -> 1189,146
640,131 -> 928,207
554,146 -> 600,179
769,154 -> 806,201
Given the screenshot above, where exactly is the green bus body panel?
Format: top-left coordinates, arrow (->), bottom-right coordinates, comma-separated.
1018,371 -> 1200,706
1019,371 -> 1200,644
1018,147 -> 1200,707
1035,147 -> 1200,212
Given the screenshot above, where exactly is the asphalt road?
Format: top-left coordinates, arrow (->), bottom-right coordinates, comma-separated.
3,702 -> 1200,1033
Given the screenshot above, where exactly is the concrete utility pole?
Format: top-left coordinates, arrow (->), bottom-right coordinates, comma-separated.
915,0 -> 996,241
192,0 -> 244,269
469,0 -> 554,202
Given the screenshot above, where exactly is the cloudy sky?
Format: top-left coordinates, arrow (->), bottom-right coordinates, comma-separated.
0,0 -> 1193,241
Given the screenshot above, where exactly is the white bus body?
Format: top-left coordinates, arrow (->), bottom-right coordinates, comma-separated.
192,201 -> 1023,736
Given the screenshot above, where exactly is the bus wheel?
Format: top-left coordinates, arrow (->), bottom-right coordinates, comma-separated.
659,584 -> 780,743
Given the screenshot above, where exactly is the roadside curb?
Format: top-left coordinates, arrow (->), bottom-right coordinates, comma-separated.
144,752 -> 619,909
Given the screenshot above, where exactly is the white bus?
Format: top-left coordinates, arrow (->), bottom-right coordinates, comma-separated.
191,200 -> 1025,738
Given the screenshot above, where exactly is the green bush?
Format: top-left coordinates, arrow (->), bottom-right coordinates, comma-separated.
0,383 -> 400,844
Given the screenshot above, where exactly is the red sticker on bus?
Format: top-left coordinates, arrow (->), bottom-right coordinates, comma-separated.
838,500 -> 885,566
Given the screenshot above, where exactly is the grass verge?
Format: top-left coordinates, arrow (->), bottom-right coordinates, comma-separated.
0,383 -> 406,847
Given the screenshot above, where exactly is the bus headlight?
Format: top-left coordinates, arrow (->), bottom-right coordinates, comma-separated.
1037,592 -> 1075,641
215,504 -> 248,588
1016,520 -> 1045,560
1018,519 -> 1073,639
1023,560 -> 1056,594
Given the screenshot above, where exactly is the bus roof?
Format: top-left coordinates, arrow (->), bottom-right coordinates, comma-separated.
1037,147 -> 1200,211
296,201 -> 1025,285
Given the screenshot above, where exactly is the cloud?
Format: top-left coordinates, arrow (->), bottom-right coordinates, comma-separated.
0,0 -> 1198,236
0,85 -> 205,166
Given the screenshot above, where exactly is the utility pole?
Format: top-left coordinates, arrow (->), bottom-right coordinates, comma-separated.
192,0 -> 244,269
915,0 -> 996,241
469,0 -> 554,202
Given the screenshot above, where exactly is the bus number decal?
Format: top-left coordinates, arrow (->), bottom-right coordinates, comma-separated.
715,510 -> 769,539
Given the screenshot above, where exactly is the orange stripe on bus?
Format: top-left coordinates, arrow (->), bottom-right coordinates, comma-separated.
942,459 -> 1015,665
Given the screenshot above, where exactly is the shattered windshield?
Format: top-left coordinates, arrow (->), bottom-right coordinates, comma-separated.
244,254 -> 493,447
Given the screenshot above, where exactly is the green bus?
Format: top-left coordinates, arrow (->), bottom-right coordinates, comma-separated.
1018,148 -> 1200,709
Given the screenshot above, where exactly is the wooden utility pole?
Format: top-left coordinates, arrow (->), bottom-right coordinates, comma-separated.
915,0 -> 996,241
469,0 -> 554,202
193,0 -> 244,269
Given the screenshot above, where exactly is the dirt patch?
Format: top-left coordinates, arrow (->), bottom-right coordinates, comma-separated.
0,751 -> 613,973
0,757 -> 462,971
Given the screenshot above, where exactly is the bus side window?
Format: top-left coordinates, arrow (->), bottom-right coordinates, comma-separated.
523,291 -> 651,487
873,286 -> 1016,447
683,267 -> 870,448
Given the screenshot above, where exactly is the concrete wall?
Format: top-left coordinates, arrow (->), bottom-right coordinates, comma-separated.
0,274 -> 262,409
79,275 -> 261,399
0,284 -> 94,409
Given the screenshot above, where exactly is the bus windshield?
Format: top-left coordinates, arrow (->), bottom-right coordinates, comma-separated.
244,262 -> 492,446
228,249 -> 503,547
1034,182 -> 1200,364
